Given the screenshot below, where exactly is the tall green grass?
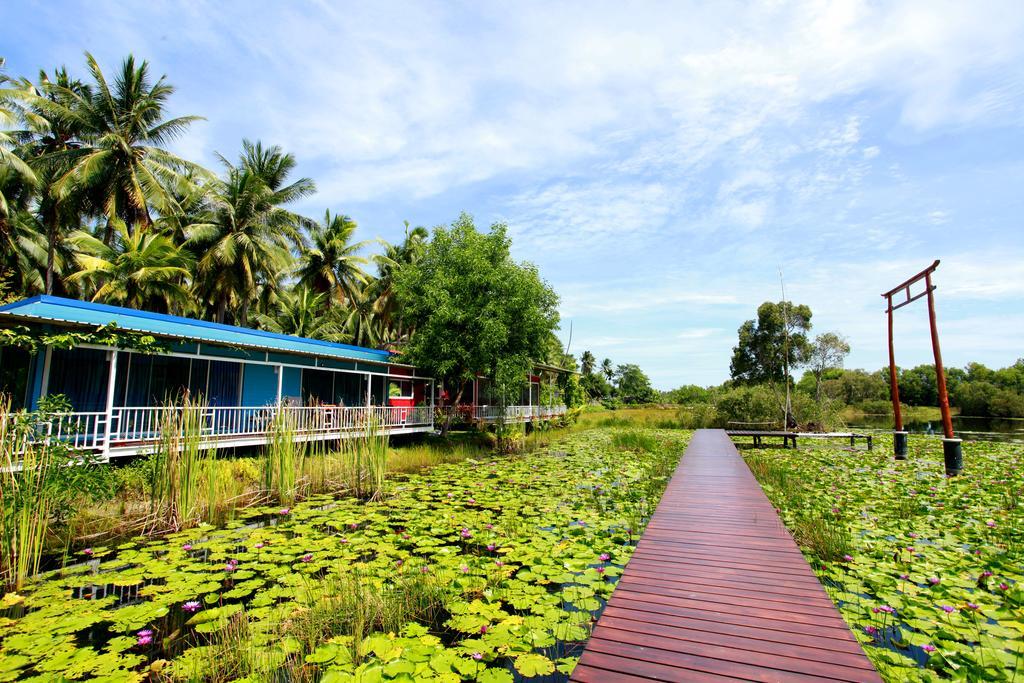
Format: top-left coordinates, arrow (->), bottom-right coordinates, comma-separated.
264,408 -> 300,505
1,396 -> 59,591
147,397 -> 216,532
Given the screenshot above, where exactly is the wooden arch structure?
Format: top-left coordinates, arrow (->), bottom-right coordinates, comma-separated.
881,260 -> 962,475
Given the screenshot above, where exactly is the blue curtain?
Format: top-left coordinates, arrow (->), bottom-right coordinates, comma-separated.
47,348 -> 109,412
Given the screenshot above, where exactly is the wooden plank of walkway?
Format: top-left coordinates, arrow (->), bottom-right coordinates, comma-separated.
572,429 -> 881,683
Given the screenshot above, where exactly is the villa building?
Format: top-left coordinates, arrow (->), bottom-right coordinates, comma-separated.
0,296 -> 567,458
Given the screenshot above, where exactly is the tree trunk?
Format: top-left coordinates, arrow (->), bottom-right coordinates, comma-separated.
441,383 -> 466,438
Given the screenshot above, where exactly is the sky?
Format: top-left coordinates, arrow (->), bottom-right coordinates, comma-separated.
3,1 -> 1023,389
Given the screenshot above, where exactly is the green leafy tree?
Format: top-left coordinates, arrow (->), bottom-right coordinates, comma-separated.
729,301 -> 813,385
35,53 -> 205,242
0,59 -> 37,230
188,140 -> 313,325
601,358 -> 614,382
580,372 -> 612,400
806,332 -> 851,401
393,212 -> 559,434
614,364 -> 657,404
67,219 -> 191,313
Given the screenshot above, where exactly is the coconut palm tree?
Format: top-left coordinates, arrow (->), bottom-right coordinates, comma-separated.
67,219 -> 192,313
580,350 -> 596,376
368,221 -> 427,342
253,286 -> 349,342
188,140 -> 313,325
35,53 -> 205,242
0,59 -> 38,240
295,210 -> 372,306
601,358 -> 614,382
0,165 -> 45,295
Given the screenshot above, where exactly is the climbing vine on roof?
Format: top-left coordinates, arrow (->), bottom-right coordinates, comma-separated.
0,322 -> 168,355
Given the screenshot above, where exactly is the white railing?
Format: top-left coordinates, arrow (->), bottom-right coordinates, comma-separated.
2,411 -> 108,451
474,405 -> 567,422
5,405 -> 434,454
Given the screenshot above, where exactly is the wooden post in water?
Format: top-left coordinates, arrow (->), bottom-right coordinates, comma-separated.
886,296 -> 907,459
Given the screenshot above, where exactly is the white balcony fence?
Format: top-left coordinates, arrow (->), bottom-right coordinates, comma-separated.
4,405 -> 434,456
475,404 -> 567,422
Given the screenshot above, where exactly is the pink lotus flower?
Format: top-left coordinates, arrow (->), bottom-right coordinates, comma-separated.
965,602 -> 979,610
182,600 -> 201,613
396,559 -> 404,567
922,644 -> 936,653
279,508 -> 290,515
447,492 -> 454,498
182,543 -> 193,551
340,538 -> 349,544
980,570 -> 993,579
136,629 -> 154,646
484,523 -> 494,530
599,553 -> 611,562
468,498 -> 476,504
872,605 -> 894,614
899,574 -> 909,580
349,523 -> 358,529
301,553 -> 313,563
460,528 -> 472,539
421,565 -> 431,573
225,563 -> 236,573
472,652 -> 483,661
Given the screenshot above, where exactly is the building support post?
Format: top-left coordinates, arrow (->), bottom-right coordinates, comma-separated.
925,272 -> 961,475
275,365 -> 284,404
886,296 -> 908,459
102,350 -> 119,462
39,347 -> 53,403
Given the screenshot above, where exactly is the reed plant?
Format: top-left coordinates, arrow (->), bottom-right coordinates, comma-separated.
1,396 -> 58,591
148,396 -> 215,532
263,408 -> 301,505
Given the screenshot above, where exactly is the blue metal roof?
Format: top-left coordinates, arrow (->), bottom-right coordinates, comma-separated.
0,295 -> 395,365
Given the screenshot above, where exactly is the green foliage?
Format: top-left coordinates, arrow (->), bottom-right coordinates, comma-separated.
393,213 -> 559,430
746,435 -> 1024,681
730,300 -> 813,385
613,364 -> 657,404
0,321 -> 167,355
0,428 -> 688,681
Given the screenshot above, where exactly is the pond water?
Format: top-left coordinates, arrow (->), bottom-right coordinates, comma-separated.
0,429 -> 687,682
847,414 -> 1024,443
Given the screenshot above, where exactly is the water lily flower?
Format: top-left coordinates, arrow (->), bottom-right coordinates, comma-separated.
479,625 -> 488,634
495,560 -> 504,567
980,570 -> 993,579
928,577 -> 941,585
863,626 -> 878,636
182,543 -> 193,551
965,602 -> 979,610
279,508 -> 290,515
349,523 -> 358,529
596,567 -> 606,574
998,582 -> 1010,591
82,548 -> 93,556
460,565 -> 470,574
447,492 -> 454,498
396,560 -> 404,567
460,528 -> 472,539
899,574 -> 910,580
182,601 -> 201,613
468,498 -> 476,504
421,565 -> 431,573
225,564 -> 236,573
484,523 -> 494,530
136,629 -> 154,646
487,544 -> 496,552
922,644 -> 937,653
831,507 -> 840,514
472,652 -> 483,661
872,605 -> 894,614
940,605 -> 955,613
301,553 -> 313,563
600,553 -> 611,562
986,519 -> 996,528
842,555 -> 854,562
254,542 -> 265,550
905,546 -> 914,552
340,538 -> 349,544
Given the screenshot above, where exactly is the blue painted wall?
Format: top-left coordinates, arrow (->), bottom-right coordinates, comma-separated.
241,363 -> 278,406
282,367 -> 301,400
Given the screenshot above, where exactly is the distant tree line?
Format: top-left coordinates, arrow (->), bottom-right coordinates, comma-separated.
660,300 -> 1024,425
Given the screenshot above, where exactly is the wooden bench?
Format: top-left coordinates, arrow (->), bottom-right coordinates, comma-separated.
726,430 -> 873,451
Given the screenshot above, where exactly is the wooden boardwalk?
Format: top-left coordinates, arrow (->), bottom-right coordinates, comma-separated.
572,429 -> 882,682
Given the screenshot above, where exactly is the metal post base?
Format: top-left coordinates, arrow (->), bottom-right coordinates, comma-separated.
893,431 -> 908,460
943,438 -> 963,476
